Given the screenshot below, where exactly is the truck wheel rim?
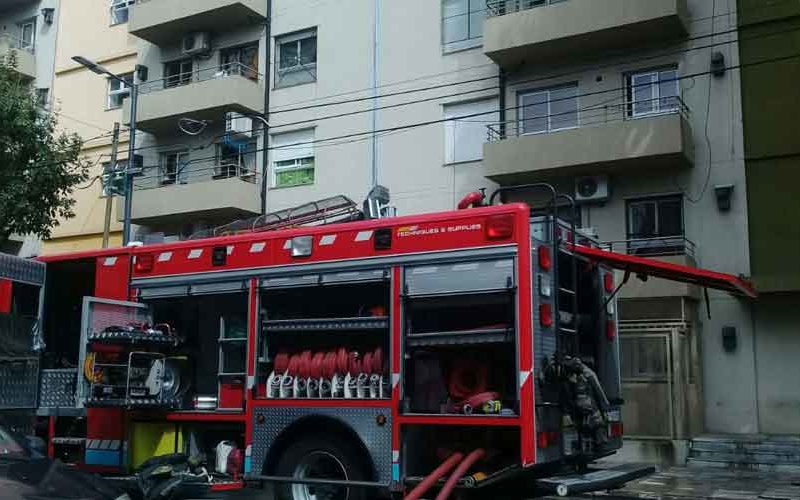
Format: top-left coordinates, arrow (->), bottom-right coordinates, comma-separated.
292,450 -> 349,500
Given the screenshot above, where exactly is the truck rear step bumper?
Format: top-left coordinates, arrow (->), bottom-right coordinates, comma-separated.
536,463 -> 656,496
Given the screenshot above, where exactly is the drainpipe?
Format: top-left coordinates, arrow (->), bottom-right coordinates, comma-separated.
498,68 -> 507,138
260,0 -> 273,215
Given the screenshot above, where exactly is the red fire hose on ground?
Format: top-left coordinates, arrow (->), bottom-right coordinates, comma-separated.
403,452 -> 464,500
434,448 -> 486,500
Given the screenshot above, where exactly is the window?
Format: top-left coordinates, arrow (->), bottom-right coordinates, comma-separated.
18,19 -> 35,51
627,67 -> 679,117
35,88 -> 49,108
442,0 -> 485,52
518,84 -> 578,135
164,59 -> 193,89
443,98 -> 498,164
626,195 -> 684,256
215,139 -> 257,179
107,73 -> 133,109
276,29 -> 317,87
160,151 -> 189,185
271,129 -> 315,188
220,43 -> 259,80
110,0 -> 134,25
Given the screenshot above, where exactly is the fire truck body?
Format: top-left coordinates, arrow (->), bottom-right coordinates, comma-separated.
0,193 -> 755,498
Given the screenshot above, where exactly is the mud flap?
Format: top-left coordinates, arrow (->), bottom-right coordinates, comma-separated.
536,463 -> 655,497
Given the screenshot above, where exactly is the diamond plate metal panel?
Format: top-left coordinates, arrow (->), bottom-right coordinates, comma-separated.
251,406 -> 392,484
0,253 -> 45,286
0,358 -> 39,408
39,369 -> 77,408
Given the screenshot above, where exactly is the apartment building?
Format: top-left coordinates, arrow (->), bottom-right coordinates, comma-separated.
738,0 -> 800,435
42,0 -> 138,253
0,0 -> 60,256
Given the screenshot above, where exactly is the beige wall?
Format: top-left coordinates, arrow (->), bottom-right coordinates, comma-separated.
43,0 -> 138,253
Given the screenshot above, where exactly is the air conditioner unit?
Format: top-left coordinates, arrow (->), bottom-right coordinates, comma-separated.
575,175 -> 610,203
225,112 -> 253,138
182,32 -> 211,56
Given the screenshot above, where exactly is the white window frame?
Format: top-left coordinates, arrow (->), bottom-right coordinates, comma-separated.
627,67 -> 679,118
276,29 -> 317,86
517,83 -> 579,135
163,59 -> 193,89
18,19 -> 35,51
443,97 -> 498,164
107,73 -> 133,110
215,139 -> 258,179
271,129 -> 315,188
110,0 -> 135,26
442,0 -> 485,52
159,150 -> 190,185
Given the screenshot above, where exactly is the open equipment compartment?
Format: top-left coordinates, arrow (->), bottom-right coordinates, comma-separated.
142,291 -> 250,411
401,258 -> 519,417
257,269 -> 391,400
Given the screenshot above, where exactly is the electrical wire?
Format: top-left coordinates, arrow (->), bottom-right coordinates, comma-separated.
122,52 -> 800,190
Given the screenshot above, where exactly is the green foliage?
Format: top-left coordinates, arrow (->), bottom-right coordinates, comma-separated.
0,59 -> 90,244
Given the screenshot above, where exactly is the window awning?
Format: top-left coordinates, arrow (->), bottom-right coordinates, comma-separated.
571,245 -> 757,299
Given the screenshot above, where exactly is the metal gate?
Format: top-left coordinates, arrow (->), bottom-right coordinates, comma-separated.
619,321 -> 699,440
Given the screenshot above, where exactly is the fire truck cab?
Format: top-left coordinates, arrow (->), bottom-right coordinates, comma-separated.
0,187 -> 755,499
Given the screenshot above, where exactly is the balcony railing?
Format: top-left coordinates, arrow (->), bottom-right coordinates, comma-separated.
487,96 -> 690,142
486,0 -> 568,18
138,62 -> 262,95
132,157 -> 257,191
601,236 -> 696,258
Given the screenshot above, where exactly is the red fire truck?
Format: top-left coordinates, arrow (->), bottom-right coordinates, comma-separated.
0,185 -> 755,499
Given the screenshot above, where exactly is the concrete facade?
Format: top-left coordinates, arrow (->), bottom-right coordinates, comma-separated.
1,0 -> 60,257
43,0 -> 138,254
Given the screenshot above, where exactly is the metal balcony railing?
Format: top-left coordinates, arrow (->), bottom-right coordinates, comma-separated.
600,236 -> 697,259
486,96 -> 690,142
138,62 -> 262,95
0,33 -> 35,54
132,156 -> 257,191
485,0 -> 568,18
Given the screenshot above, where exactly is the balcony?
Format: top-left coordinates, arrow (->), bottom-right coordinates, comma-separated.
124,63 -> 264,133
126,159 -> 260,225
484,0 -> 689,67
483,98 -> 694,184
129,0 -> 268,45
602,237 -> 700,299
0,34 -> 35,80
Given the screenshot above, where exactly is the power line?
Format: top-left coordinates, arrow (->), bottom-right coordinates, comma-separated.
124,52 -> 800,187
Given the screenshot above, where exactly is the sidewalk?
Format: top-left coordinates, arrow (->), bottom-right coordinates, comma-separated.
602,467 -> 800,500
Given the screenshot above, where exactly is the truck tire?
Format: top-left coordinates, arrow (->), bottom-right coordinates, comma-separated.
274,433 -> 371,500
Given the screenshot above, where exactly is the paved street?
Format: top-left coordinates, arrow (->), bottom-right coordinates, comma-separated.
205,466 -> 800,500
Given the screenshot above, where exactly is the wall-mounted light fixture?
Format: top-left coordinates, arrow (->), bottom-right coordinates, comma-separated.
41,8 -> 55,25
715,184 -> 734,212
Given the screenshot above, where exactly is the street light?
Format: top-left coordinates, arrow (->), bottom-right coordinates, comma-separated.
72,55 -> 138,246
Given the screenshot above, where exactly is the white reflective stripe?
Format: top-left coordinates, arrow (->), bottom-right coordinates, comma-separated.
412,266 -> 437,274
103,257 -> 117,266
355,231 -> 373,242
520,370 -> 530,387
188,249 -> 203,259
86,439 -> 97,449
227,245 -> 234,255
452,263 -> 479,271
250,242 -> 266,253
245,444 -> 252,457
157,252 -> 173,262
391,373 -> 400,389
393,450 -> 400,462
283,240 -> 292,250
247,375 -> 255,389
320,235 -> 337,246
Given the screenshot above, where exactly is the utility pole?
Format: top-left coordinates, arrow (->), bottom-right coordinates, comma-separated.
102,122 -> 120,248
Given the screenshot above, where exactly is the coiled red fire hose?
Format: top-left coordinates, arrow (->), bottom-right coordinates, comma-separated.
434,448 -> 486,500
322,351 -> 337,379
309,352 -> 324,379
402,452 -> 464,500
298,350 -> 312,379
448,360 -> 488,399
336,347 -> 349,374
274,352 -> 290,374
